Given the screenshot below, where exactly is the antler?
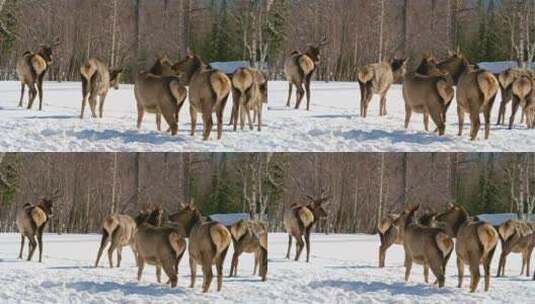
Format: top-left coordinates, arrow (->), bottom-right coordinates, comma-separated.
318,35 -> 328,47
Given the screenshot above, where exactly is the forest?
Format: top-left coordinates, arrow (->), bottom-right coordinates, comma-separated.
0,152 -> 534,234
0,0 -> 533,82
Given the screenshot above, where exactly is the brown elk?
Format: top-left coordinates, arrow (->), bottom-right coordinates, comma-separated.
80,58 -> 123,119
16,41 -> 59,110
392,205 -> 453,288
433,203 -> 498,292
134,58 -> 187,135
496,220 -> 535,277
16,194 -> 58,262
510,72 -> 535,129
284,189 -> 330,263
497,68 -> 523,125
169,201 -> 231,292
172,55 -> 231,141
285,36 -> 328,111
94,214 -> 137,268
357,58 -> 408,118
133,207 -> 187,288
228,219 -> 268,281
402,71 -> 454,136
230,67 -> 268,132
457,65 -> 499,141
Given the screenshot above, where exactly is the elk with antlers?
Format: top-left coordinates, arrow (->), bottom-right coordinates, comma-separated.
80,58 -> 123,119
133,207 -> 187,288
284,36 -> 328,111
169,201 -> 231,292
16,39 -> 60,110
357,57 -> 408,118
433,203 -> 498,292
284,187 -> 330,263
94,213 -> 137,268
16,189 -> 60,262
228,219 -> 268,281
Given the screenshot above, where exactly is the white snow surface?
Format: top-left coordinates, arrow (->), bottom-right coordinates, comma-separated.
0,232 -> 533,303
1,80 -> 535,152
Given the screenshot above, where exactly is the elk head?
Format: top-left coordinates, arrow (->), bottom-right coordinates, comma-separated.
391,57 -> 409,84
392,204 -> 420,233
170,199 -> 203,235
433,203 -> 469,237
36,197 -> 54,217
109,68 -> 124,90
172,55 -> 208,86
303,188 -> 330,220
303,36 -> 328,64
38,37 -> 61,65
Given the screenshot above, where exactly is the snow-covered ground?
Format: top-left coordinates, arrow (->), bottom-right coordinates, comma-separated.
1,80 -> 534,152
0,233 -> 533,303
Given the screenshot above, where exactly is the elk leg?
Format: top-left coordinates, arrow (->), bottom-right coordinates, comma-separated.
229,248 -> 240,277
497,99 -> 506,125
239,102 -> 246,130
304,227 -> 311,263
429,257 -> 445,288
526,247 -> 533,277
161,108 -> 178,136
156,113 -> 162,131
216,247 -> 228,292
116,246 -> 123,268
136,255 -> 145,281
457,256 -> 464,288
201,101 -> 213,141
99,94 -> 107,118
94,230 -> 109,267
136,105 -> 145,129
457,106 -> 465,136
18,83 -> 25,107
286,235 -> 292,259
404,104 -> 412,129
245,106 -> 254,131
229,89 -> 238,126
423,262 -> 430,283
378,234 -> 391,268
286,83 -> 293,107
379,92 -> 388,116
216,108 -> 224,141
468,254 -> 480,293
483,248 -> 495,292
294,235 -> 304,261
37,75 -> 44,111
496,252 -> 505,277
189,256 -> 197,288
295,83 -> 305,110
108,230 -> 120,268
257,105 -> 263,132
253,249 -> 259,275
484,97 -> 495,139
27,235 -> 37,261
404,254 -> 413,282
27,84 -> 37,110
18,234 -> 25,259
176,95 -> 187,129
509,98 -> 521,130
37,226 -> 44,263
156,264 -> 162,283
305,73 -> 312,111
201,254 -> 213,293
469,111 -> 481,141
423,112 -> 430,132
163,259 -> 178,288
521,250 -> 528,276
190,106 -> 197,136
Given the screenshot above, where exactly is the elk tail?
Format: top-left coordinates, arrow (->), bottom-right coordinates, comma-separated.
210,71 -> 232,109
436,78 -> 455,106
210,223 -> 232,256
230,220 -> 248,242
102,216 -> 119,236
80,62 -> 97,101
477,71 -> 499,110
498,221 -> 515,241
168,78 -> 187,105
478,223 -> 499,260
168,232 -> 187,258
435,231 -> 454,258
357,66 -> 374,84
377,217 -> 393,235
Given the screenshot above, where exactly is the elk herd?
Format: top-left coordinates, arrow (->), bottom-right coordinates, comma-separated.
12,40 -> 535,142
379,203 -> 535,293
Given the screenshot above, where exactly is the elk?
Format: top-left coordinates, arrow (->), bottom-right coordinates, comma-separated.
402,71 -> 454,136
433,203 -> 498,292
456,65 -> 499,140
134,58 -> 187,135
510,73 -> 535,129
16,41 -> 59,110
285,36 -> 328,111
16,195 -> 57,262
228,219 -> 268,281
357,58 -> 408,118
391,205 -> 453,288
173,55 -> 231,140
496,220 -> 535,277
80,58 -> 123,119
284,189 -> 330,263
497,68 -> 523,125
230,67 -> 268,132
169,201 -> 231,292
133,207 -> 187,288
94,214 -> 137,268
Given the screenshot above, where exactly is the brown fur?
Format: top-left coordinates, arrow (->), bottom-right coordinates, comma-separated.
229,68 -> 268,132
16,197 -> 54,262
510,72 -> 535,129
457,67 -> 499,141
285,37 -> 328,111
80,58 -> 123,119
496,220 -> 535,277
229,220 -> 268,281
358,58 -> 408,118
94,214 -> 137,268
434,204 -> 498,292
497,68 -> 524,125
173,55 -> 231,140
393,205 -> 453,287
284,192 -> 329,263
16,44 -> 56,111
133,208 -> 187,288
402,72 -> 454,135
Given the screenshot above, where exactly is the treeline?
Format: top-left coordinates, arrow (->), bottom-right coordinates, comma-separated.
2,0 -> 524,82
0,153 -> 534,234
